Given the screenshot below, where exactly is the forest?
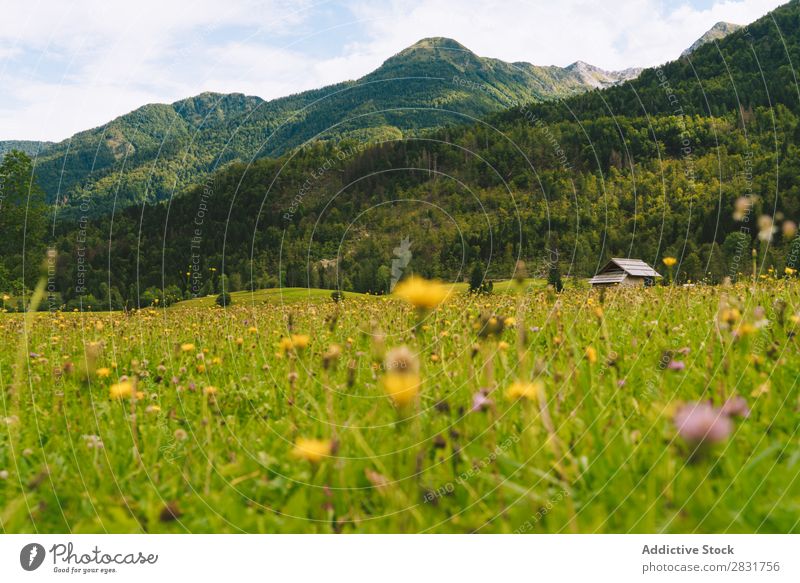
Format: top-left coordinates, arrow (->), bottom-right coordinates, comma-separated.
2,1 -> 800,309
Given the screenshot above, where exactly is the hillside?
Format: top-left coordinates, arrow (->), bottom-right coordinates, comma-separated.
0,140 -> 53,160
501,1 -> 800,123
25,37 -> 637,214
3,2 -> 800,308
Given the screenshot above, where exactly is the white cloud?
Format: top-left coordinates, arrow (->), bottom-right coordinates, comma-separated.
0,0 -> 315,140
347,0 -> 787,70
0,0 -> 789,141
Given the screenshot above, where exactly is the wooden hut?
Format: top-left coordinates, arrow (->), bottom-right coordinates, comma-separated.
589,258 -> 661,287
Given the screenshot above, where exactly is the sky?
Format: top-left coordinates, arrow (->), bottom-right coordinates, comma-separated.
0,0 -> 788,142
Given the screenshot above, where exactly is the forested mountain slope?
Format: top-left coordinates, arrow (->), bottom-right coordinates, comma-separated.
25,38 -> 637,215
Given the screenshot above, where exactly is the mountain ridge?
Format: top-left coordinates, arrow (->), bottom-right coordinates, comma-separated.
1,18 -> 755,213
10,36 -> 639,213
4,1 -> 800,303
682,21 -> 743,56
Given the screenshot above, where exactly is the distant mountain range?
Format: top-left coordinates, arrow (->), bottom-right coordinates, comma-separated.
1,26 -> 739,214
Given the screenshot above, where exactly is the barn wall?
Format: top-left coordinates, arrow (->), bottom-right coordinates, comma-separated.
619,276 -> 645,287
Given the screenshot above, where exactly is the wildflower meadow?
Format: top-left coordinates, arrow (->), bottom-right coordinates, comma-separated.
1,277 -> 797,533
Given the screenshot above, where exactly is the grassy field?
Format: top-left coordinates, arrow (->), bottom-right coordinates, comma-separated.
1,280 -> 798,533
170,287 -> 365,309
170,279 -> 546,309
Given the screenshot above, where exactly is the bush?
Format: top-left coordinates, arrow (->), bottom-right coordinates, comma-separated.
548,262 -> 564,292
216,292 -> 232,307
330,290 -> 344,302
469,263 -> 493,294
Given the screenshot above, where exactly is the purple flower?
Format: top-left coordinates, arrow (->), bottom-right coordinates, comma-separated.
721,395 -> 750,418
674,402 -> 733,444
471,390 -> 494,413
667,360 -> 686,371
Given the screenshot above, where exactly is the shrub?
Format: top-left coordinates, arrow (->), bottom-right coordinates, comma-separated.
548,262 -> 564,292
469,263 -> 493,294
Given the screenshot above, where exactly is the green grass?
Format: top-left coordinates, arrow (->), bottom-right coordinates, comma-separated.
1,282 -> 798,533
172,278 -> 546,309
171,287 -> 369,309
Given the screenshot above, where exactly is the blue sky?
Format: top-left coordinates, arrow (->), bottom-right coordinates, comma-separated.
0,0 -> 787,141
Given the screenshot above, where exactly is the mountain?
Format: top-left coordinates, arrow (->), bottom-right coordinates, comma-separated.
0,140 -> 53,160
0,1 -> 800,309
682,22 -> 743,56
21,37 -> 638,214
564,61 -> 641,89
7,0 -> 797,307
505,1 -> 800,125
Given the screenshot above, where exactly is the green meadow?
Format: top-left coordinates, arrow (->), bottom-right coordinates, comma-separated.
1,280 -> 797,533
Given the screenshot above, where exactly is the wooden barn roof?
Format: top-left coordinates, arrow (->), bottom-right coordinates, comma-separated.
589,258 -> 662,284
589,269 -> 627,285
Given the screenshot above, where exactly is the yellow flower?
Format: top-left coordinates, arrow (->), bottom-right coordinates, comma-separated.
662,257 -> 677,267
180,343 -> 195,352
785,267 -> 796,276
279,334 -> 311,352
145,405 -> 161,414
292,438 -> 332,463
504,317 -> 516,327
203,386 -> 218,395
498,341 -> 510,351
96,367 -> 111,378
720,308 -> 741,325
382,372 -> 421,407
248,326 -> 258,334
393,276 -> 450,310
109,381 -> 133,400
506,379 -> 544,401
290,334 -> 310,350
585,346 -> 598,364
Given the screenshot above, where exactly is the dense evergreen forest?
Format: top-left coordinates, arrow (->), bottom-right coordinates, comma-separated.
2,1 -> 800,310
